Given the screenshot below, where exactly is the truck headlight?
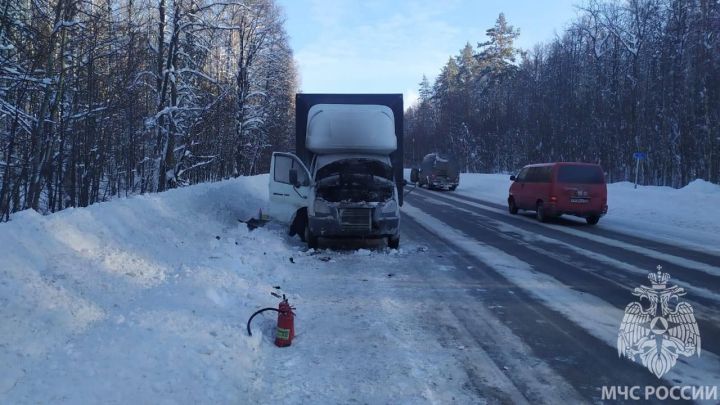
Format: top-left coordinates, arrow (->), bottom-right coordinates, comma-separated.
313,199 -> 331,216
381,199 -> 397,215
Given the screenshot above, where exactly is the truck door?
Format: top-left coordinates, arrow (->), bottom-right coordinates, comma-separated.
268,152 -> 313,224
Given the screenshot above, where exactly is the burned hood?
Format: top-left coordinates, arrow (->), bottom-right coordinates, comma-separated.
316,157 -> 393,182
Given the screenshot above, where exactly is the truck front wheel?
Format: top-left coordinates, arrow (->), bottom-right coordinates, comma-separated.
291,208 -> 308,241
305,224 -> 319,249
388,235 -> 400,249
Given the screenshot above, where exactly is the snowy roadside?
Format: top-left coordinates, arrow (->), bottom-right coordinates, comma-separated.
4,170 -> 718,403
0,175 -> 276,402
0,175 -> 485,403
453,173 -> 720,254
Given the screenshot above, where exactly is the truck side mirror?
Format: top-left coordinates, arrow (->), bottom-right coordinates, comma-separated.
510,175 -> 516,181
289,168 -> 299,188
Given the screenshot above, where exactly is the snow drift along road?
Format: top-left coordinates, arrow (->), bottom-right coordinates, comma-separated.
0,175 -> 486,404
454,173 -> 720,253
0,176 -> 276,402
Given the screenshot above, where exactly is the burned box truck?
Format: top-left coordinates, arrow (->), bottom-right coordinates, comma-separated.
268,94 -> 404,249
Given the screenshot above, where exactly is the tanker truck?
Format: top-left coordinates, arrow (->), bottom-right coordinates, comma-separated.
268,94 -> 404,249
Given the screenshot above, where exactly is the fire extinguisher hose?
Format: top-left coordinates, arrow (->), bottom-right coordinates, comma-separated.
246,307 -> 279,336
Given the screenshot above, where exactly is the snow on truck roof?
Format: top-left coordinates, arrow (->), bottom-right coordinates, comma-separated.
306,104 -> 397,154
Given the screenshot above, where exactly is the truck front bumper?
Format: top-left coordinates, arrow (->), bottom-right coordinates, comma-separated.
309,207 -> 399,238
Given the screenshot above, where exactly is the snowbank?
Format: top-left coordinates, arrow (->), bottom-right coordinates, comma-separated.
0,176 -> 276,402
454,174 -> 720,252
0,175 -> 482,403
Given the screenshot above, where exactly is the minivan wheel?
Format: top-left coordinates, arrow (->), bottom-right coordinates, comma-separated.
508,198 -> 518,215
305,224 -> 319,249
536,202 -> 547,222
586,216 -> 600,225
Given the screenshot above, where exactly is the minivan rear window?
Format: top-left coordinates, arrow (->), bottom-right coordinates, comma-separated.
525,166 -> 552,183
557,165 -> 604,184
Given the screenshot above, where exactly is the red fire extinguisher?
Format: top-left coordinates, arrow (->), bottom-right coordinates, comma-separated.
275,298 -> 295,347
246,294 -> 295,347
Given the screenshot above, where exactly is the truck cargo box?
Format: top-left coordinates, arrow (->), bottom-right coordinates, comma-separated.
296,94 -> 404,205
306,104 -> 397,154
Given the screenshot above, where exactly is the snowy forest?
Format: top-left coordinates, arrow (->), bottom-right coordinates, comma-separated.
2,0 -> 718,221
0,0 -> 297,220
405,0 -> 719,187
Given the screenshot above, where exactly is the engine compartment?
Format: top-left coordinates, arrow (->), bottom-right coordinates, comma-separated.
316,174 -> 394,203
315,159 -> 395,203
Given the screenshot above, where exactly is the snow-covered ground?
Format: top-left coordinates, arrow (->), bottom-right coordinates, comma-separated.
3,172 -> 719,403
0,175 -> 485,403
453,173 -> 720,254
1,176 -> 273,403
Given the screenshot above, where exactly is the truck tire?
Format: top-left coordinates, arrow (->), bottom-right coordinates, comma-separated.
586,216 -> 600,225
291,208 -> 308,241
305,224 -> 319,249
388,235 -> 400,249
449,186 -> 457,191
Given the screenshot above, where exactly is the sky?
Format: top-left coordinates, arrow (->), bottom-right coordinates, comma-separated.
277,0 -> 581,109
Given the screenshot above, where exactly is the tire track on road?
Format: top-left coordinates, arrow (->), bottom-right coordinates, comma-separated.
413,188 -> 720,286
402,197 -> 720,391
417,187 -> 720,265
401,212 -> 689,403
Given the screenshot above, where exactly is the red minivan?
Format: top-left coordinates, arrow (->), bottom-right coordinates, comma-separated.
507,162 -> 608,225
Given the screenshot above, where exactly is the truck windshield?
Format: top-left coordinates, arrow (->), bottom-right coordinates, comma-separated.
316,158 -> 393,181
556,165 -> 604,184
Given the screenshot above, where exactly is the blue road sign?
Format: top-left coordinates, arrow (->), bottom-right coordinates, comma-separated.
633,152 -> 646,160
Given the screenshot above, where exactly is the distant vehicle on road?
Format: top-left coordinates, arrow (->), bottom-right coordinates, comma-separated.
410,153 -> 459,191
508,162 -> 608,225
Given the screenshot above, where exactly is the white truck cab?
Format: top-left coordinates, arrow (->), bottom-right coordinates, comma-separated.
268,95 -> 404,248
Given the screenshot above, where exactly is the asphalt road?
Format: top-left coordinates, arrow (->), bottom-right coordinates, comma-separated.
399,186 -> 720,403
